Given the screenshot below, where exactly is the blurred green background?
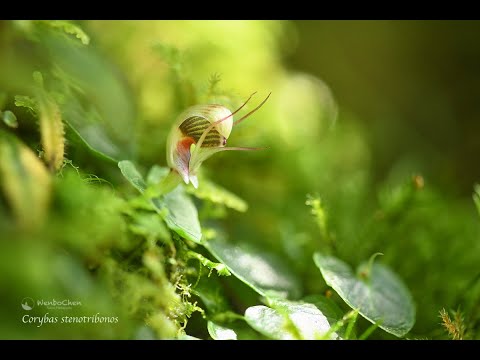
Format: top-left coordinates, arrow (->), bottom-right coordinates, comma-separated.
290,20 -> 480,196
1,20 -> 479,339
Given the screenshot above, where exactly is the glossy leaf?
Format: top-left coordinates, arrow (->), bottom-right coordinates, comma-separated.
244,299 -> 337,340
207,321 -> 237,340
314,253 -> 415,337
118,160 -> 147,193
302,294 -> 353,339
206,238 -> 302,299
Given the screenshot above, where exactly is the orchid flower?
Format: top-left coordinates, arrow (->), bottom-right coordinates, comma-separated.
156,92 -> 270,195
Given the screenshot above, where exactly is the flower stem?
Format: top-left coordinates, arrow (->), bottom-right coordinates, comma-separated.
145,169 -> 182,198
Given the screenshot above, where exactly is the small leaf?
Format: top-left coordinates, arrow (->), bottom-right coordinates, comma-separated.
152,187 -> 202,244
208,317 -> 266,340
244,299 -> 337,340
207,321 -> 237,340
206,237 -> 302,299
313,253 -> 415,337
66,119 -> 122,163
302,294 -> 353,338
187,178 -> 248,212
118,160 -> 147,193
2,111 -> 18,128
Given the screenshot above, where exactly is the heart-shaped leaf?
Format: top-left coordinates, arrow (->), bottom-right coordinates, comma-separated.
313,253 -> 415,337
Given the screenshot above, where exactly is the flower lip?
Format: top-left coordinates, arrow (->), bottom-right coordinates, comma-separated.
179,115 -> 226,148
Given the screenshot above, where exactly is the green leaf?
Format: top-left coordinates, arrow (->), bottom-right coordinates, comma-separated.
244,299 -> 337,340
206,238 -> 302,299
151,187 -> 202,244
207,321 -> 237,340
187,178 -> 248,212
118,160 -> 147,193
2,111 -> 18,128
40,28 -> 135,161
302,294 -> 353,339
118,161 -> 202,243
302,295 -> 344,324
208,316 -> 266,340
65,120 -> 122,163
313,253 -> 415,337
